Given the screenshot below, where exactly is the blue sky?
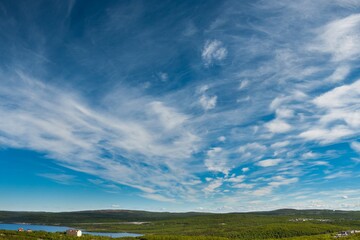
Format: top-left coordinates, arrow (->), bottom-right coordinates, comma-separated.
1,0 -> 360,212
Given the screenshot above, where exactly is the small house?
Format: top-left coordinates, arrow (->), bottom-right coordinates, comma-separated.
66,229 -> 82,237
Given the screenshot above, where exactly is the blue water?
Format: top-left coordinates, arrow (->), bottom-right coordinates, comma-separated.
0,223 -> 69,232
0,223 -> 142,238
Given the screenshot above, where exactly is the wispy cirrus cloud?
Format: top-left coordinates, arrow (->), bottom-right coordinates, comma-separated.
0,71 -> 202,201
202,40 -> 227,66
351,142 -> 360,153
204,147 -> 232,175
1,0 -> 360,211
310,14 -> 360,62
265,119 -> 292,134
299,79 -> 360,144
256,159 -> 282,168
38,173 -> 76,185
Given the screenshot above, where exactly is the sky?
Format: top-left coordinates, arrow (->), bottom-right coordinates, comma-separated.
1,0 -> 360,213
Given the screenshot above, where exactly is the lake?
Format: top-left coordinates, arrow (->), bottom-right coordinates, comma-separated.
0,223 -> 142,238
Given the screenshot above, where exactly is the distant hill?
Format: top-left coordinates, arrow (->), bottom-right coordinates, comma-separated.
1,209 -> 360,225
0,209 -> 213,224
256,208 -> 360,218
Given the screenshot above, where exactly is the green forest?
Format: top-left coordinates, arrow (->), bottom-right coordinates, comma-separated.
1,209 -> 360,239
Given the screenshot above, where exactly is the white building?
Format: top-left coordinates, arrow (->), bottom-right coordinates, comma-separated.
66,229 -> 82,237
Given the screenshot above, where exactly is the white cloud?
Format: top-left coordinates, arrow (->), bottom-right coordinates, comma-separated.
198,85 -> 210,93
239,80 -> 249,90
299,125 -> 353,144
238,142 -> 267,153
237,142 -> 267,163
327,65 -> 351,82
198,85 -> 217,110
268,176 -> 298,187
311,161 -> 330,166
88,179 -> 120,191
148,101 -> 188,130
256,159 -> 282,167
203,179 -> 223,193
218,136 -> 226,142
0,73 -> 202,202
324,171 -> 350,179
270,141 -> 290,148
141,193 -> 176,203
202,40 -> 227,66
351,142 -> 360,152
158,72 -> 168,82
270,92 -> 308,111
302,151 -> 319,159
199,95 -> 217,110
232,183 -> 254,189
314,79 -> 360,109
38,173 -> 76,185
226,175 -> 245,183
310,14 -> 360,61
252,186 -> 273,196
250,176 -> 298,197
204,147 -> 232,175
296,80 -> 360,144
236,96 -> 251,103
241,167 -> 249,172
265,119 -> 292,133
276,108 -> 294,118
